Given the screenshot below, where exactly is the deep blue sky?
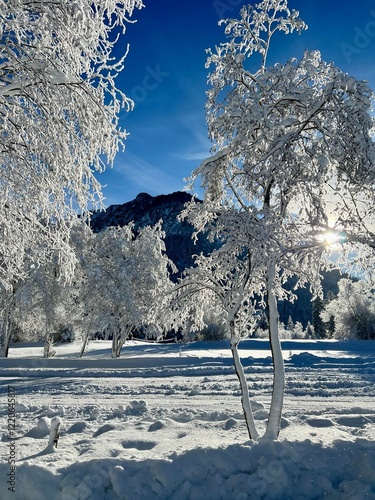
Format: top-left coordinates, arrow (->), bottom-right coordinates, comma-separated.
98,0 -> 375,206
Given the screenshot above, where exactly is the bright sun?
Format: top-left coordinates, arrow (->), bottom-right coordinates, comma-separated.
323,231 -> 340,245
320,230 -> 346,247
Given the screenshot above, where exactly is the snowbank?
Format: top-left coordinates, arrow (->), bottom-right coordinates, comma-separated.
1,438 -> 374,499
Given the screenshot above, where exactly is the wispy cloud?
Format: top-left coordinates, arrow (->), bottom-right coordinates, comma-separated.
114,151 -> 184,195
176,151 -> 211,161
171,111 -> 212,163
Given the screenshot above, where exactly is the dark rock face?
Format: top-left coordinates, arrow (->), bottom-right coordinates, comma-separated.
90,191 -> 214,277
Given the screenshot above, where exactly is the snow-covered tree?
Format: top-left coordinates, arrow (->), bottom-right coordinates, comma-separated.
2,256 -> 81,357
286,315 -> 294,332
0,222 -> 89,357
184,0 -> 375,440
171,245 -> 261,440
323,279 -> 375,340
0,0 -> 143,291
305,321 -> 313,339
290,321 -> 304,339
79,222 -> 176,358
198,306 -> 229,341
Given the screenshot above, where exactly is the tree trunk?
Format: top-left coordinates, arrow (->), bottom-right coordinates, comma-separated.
4,317 -> 12,358
111,324 -> 132,358
44,333 -> 56,358
229,320 -> 259,441
79,330 -> 90,358
111,332 -> 119,358
111,325 -> 122,358
264,261 -> 285,440
1,303 -> 13,358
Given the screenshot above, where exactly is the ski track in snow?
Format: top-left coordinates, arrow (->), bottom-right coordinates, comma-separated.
0,339 -> 374,500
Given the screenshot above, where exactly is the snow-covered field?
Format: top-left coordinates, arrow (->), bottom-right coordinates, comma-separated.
1,339 -> 374,499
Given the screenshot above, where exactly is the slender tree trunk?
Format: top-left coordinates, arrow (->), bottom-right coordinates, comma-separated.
111,324 -> 122,358
229,320 -> 259,441
116,335 -> 124,357
4,317 -> 12,358
264,261 -> 285,440
1,287 -> 17,358
111,331 -> 119,358
44,333 -> 56,358
1,303 -> 13,358
79,330 -> 90,358
117,326 -> 132,358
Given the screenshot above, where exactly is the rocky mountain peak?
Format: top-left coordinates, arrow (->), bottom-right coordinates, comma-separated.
90,191 -> 210,276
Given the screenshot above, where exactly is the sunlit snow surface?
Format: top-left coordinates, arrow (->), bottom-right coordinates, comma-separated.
1,339 -> 374,499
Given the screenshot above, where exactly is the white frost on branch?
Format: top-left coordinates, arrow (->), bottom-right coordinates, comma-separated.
182,0 -> 375,441
0,0 -> 143,289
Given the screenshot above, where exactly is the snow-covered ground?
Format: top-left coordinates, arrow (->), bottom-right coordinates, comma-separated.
1,339 -> 374,499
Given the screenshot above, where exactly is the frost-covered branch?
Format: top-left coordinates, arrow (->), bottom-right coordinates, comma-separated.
0,0 -> 143,288
184,0 -> 375,440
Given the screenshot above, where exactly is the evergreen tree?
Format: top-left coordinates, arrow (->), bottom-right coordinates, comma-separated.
286,316 -> 294,332
312,297 -> 326,339
305,322 -> 314,339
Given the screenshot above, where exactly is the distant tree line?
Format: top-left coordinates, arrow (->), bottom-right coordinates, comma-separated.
2,217 -> 374,359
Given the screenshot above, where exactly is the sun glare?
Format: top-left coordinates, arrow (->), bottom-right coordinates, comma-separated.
324,231 -> 340,245
320,230 -> 346,247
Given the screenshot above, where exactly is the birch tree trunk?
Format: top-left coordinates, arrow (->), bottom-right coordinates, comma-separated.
79,330 -> 90,358
1,307 -> 12,358
264,261 -> 285,439
113,325 -> 133,358
44,333 -> 56,358
4,317 -> 12,358
1,293 -> 15,358
111,328 -> 121,358
229,320 -> 259,441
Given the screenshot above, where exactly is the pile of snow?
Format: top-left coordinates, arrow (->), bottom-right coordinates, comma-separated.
2,438 -> 374,499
